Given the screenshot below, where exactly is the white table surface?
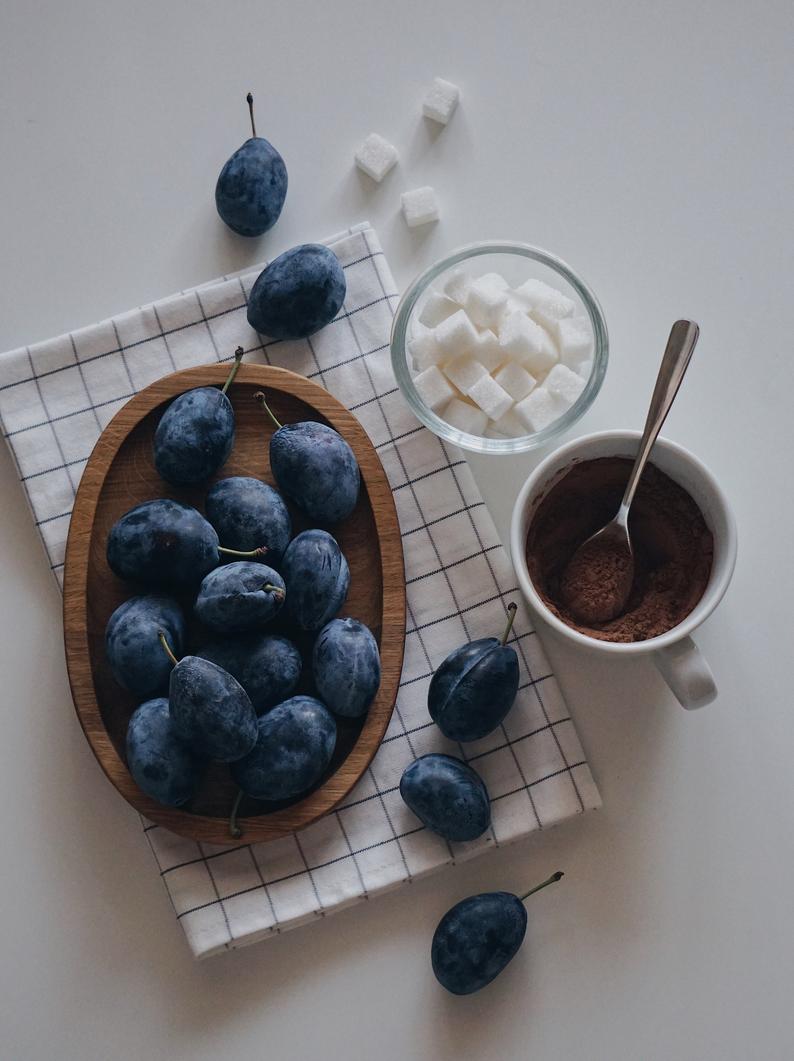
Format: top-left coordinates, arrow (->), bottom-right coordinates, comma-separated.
2,1 -> 793,1058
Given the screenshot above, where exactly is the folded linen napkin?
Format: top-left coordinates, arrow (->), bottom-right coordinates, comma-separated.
0,222 -> 600,958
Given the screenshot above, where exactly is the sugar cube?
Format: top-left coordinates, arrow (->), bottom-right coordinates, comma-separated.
494,361 -> 537,402
468,374 -> 514,420
413,365 -> 456,411
470,329 -> 503,371
354,133 -> 398,182
434,309 -> 479,357
543,363 -> 586,407
514,388 -> 565,433
477,272 -> 509,291
499,311 -> 558,374
401,186 -> 440,228
441,397 -> 488,436
419,291 -> 458,327
491,408 -> 528,438
443,356 -> 487,394
554,316 -> 594,368
465,277 -> 509,330
422,77 -> 460,125
442,269 -> 472,305
514,278 -> 575,330
408,329 -> 443,371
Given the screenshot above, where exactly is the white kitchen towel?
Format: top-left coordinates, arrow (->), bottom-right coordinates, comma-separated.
0,222 -> 600,959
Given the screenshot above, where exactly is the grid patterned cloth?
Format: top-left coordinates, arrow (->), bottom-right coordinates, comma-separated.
0,223 -> 600,958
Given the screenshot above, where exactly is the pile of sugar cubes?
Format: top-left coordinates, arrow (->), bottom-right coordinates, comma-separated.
409,268 -> 594,438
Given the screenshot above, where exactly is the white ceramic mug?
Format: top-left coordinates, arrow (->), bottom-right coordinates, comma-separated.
510,431 -> 738,709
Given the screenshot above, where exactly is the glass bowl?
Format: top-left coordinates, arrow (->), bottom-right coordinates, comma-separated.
390,241 -> 609,454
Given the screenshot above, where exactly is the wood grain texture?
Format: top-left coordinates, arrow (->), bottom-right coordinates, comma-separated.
63,364 -> 406,845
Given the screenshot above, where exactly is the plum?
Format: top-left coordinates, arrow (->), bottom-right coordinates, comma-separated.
246,244 -> 345,340
105,595 -> 185,699
215,94 -> 287,237
280,529 -> 349,631
255,394 -> 360,524
428,603 -> 520,742
126,697 -> 203,807
399,753 -> 490,842
232,695 -> 336,801
431,873 -> 564,995
194,561 -> 285,633
166,647 -> 258,762
196,633 -> 301,714
153,348 -> 243,485
205,476 -> 291,566
312,617 -> 380,718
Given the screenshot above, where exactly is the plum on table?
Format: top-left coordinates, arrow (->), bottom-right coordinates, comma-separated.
215,93 -> 287,237
431,873 -> 564,995
232,695 -> 336,801
196,634 -> 301,715
280,529 -> 349,631
205,476 -> 291,567
194,561 -> 285,633
428,603 -> 520,741
399,753 -> 491,842
105,594 -> 185,699
255,393 -> 360,524
246,244 -> 345,340
126,697 -> 204,807
153,348 -> 243,485
312,617 -> 380,718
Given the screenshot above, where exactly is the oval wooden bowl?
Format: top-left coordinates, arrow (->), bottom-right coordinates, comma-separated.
63,364 -> 405,845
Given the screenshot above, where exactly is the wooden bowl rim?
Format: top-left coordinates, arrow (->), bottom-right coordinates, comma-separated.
63,364 -> 406,845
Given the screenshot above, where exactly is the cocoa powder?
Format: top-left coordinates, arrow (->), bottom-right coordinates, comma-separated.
525,457 -> 713,643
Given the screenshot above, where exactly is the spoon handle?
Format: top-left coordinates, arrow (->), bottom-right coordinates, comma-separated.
619,319 -> 700,518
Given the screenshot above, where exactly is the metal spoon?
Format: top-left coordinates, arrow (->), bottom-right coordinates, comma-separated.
560,319 -> 700,625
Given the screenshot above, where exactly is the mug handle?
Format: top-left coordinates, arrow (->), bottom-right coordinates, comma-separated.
653,636 -> 717,710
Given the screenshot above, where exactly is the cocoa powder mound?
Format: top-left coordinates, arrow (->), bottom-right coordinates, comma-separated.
525,457 -> 714,643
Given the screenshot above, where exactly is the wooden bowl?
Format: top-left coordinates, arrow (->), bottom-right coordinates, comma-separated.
63,364 -> 405,845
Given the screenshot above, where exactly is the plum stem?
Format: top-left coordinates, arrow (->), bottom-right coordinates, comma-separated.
262,583 -> 285,601
246,92 -> 256,138
520,870 -> 564,902
229,789 -> 244,839
221,346 -> 245,395
218,544 -> 269,559
501,602 -> 518,645
158,631 -> 179,667
253,391 -> 282,430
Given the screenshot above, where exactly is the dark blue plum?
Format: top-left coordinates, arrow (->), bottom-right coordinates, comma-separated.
194,561 -> 285,633
431,892 -> 528,995
169,655 -> 257,762
312,618 -> 380,718
153,387 -> 234,485
268,418 -> 360,525
106,499 -> 219,590
428,609 -> 520,741
215,99 -> 287,237
232,696 -> 336,801
400,753 -> 491,842
195,634 -> 301,714
126,698 -> 204,807
280,530 -> 349,631
247,244 -> 346,340
205,476 -> 291,566
105,595 -> 186,699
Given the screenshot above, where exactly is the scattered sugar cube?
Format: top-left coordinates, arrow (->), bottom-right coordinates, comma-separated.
491,408 -> 528,438
409,329 -> 443,371
419,291 -> 458,327
544,363 -> 587,406
465,277 -> 509,330
434,309 -> 479,358
554,316 -> 594,368
494,361 -> 537,402
401,186 -> 440,228
442,269 -> 472,305
514,388 -> 566,433
441,397 -> 488,436
468,373 -> 514,420
413,365 -> 456,411
499,311 -> 558,375
443,356 -> 487,394
354,133 -> 398,182
470,329 -> 503,371
514,278 -> 575,330
422,77 -> 460,125
477,272 -> 510,291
